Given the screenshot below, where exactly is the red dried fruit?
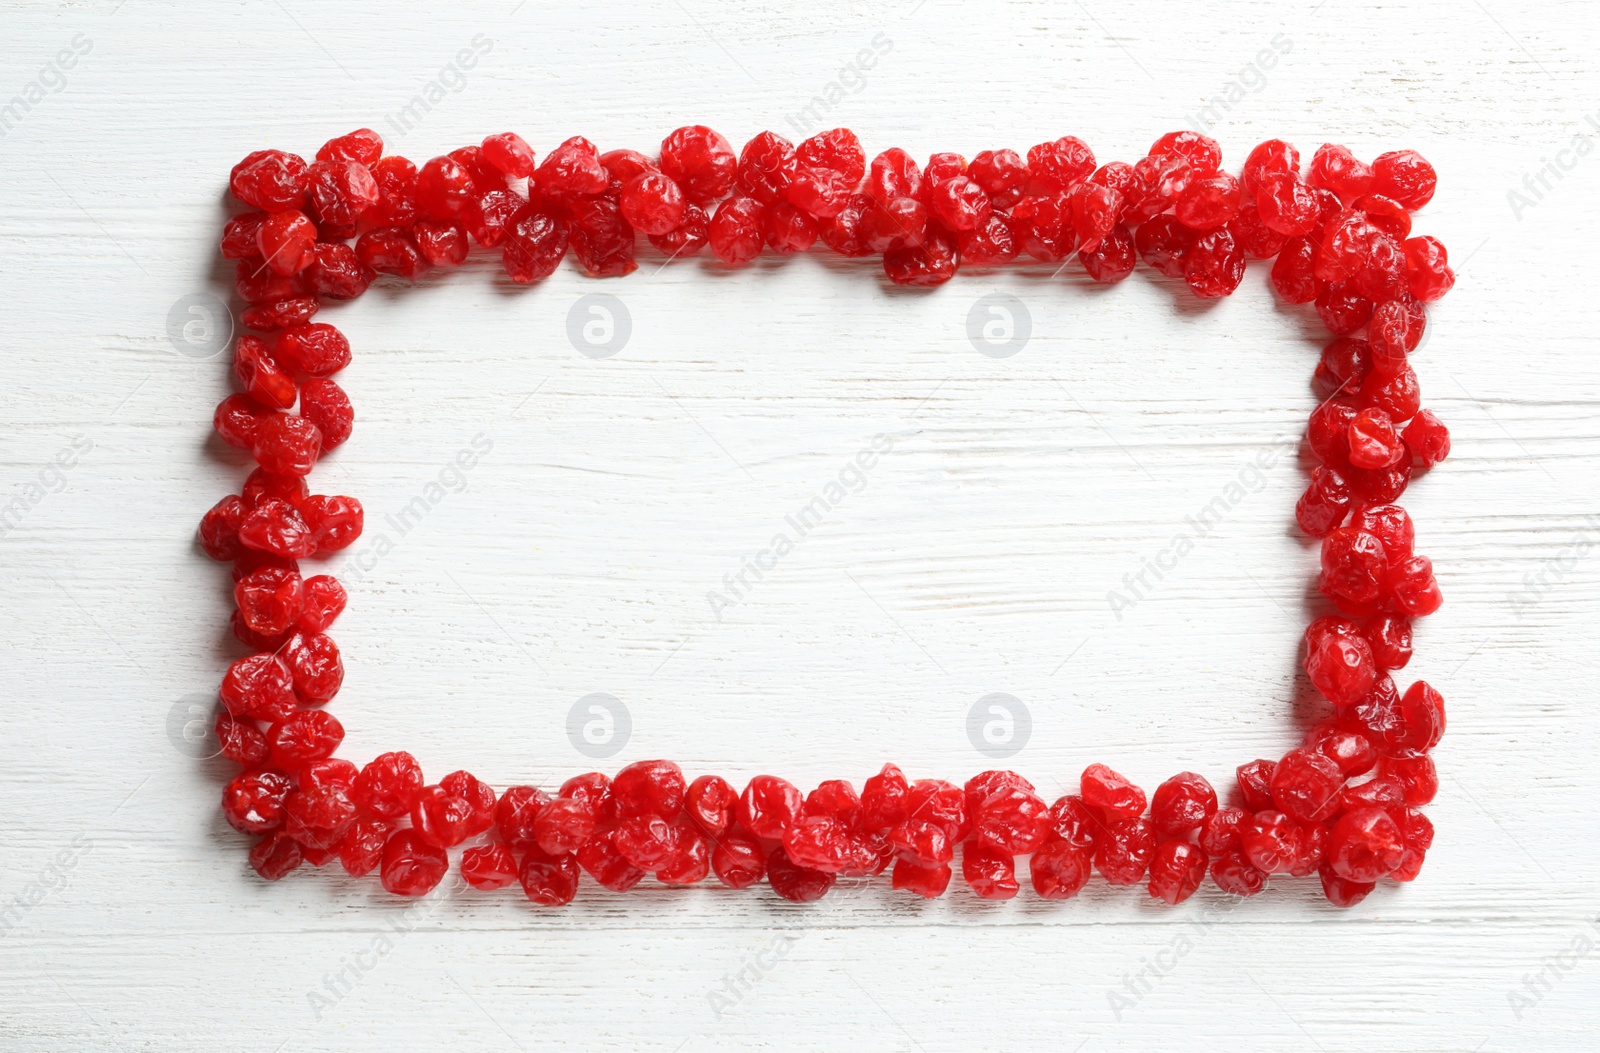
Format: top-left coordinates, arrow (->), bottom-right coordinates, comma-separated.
489,785 -> 544,847
928,171 -> 993,232
1200,806 -> 1247,856
241,297 -> 319,333
962,843 -> 1020,900
256,211 -> 317,276
635,206 -> 702,262
861,764 -> 909,832
306,160 -> 378,236
763,201 -> 820,254
905,779 -> 968,842
619,171 -> 687,236
971,786 -> 1050,854
958,212 -> 1019,266
369,156 -> 419,226
613,814 -> 680,870
234,335 -> 296,410
414,156 -> 475,221
890,819 -> 953,868
1308,145 -> 1374,203
1256,173 -> 1321,236
1030,841 -> 1093,898
1184,226 -> 1244,297
284,784 -> 356,850
739,775 -> 803,840
612,760 -> 686,819
499,205 -> 569,283
566,195 -> 637,277
235,259 -> 305,305
684,774 -> 736,836
1080,763 -> 1146,819
1295,466 -> 1352,538
1233,203 -> 1289,259
796,128 -> 865,182
1134,215 -> 1195,279
303,243 -> 375,300
458,843 -> 518,891
283,631 -> 342,705
1175,172 -> 1240,230
1151,772 -> 1218,836
1270,235 -> 1319,303
215,712 -> 268,767
861,195 -> 929,252
1079,224 -> 1136,284
317,128 -> 382,167
1319,527 -> 1390,612
1326,806 -> 1405,882
222,212 -> 267,260
518,846 -> 580,906
268,709 -> 343,770
1403,236 -> 1454,301
231,150 -> 309,211
1046,795 -> 1100,850
1151,130 -> 1220,175
1093,817 -> 1155,885
380,829 -> 448,896
356,226 -> 428,280
1148,840 -> 1208,904
250,831 -> 303,880
200,495 -> 250,562
658,126 -> 737,205
214,393 -> 272,451
1241,139 -> 1299,196
276,323 -> 350,378
711,833 -> 767,890
783,815 -> 852,873
891,858 -> 952,898
1305,723 -> 1382,777
251,413 -> 321,478
220,653 -> 296,721
1211,847 -> 1267,896
295,575 -> 346,633
734,131 -> 798,204
1236,760 -> 1277,812
1371,150 -> 1437,211
785,165 -> 856,220
657,825 -> 711,884
481,132 -> 536,178
1013,193 -> 1075,262
1270,749 -> 1345,823
884,229 -> 959,286
768,847 -> 836,902
1403,409 -> 1450,467
1028,136 -> 1097,192
414,221 -> 470,265
223,769 -> 293,834
1304,617 -> 1376,705
969,148 -> 1029,207
697,195 -> 762,265
1241,810 -> 1301,874
352,751 -> 424,820
863,147 -> 923,204
1378,751 -> 1438,806
1364,614 -> 1414,671
336,818 -> 390,878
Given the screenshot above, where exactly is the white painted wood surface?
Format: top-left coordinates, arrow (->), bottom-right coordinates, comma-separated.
2,0 -> 1598,1049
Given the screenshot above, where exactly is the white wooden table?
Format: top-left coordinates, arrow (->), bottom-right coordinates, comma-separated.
2,1 -> 1597,1049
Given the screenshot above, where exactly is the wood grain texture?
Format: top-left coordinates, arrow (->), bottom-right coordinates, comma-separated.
2,0 -> 1598,1049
